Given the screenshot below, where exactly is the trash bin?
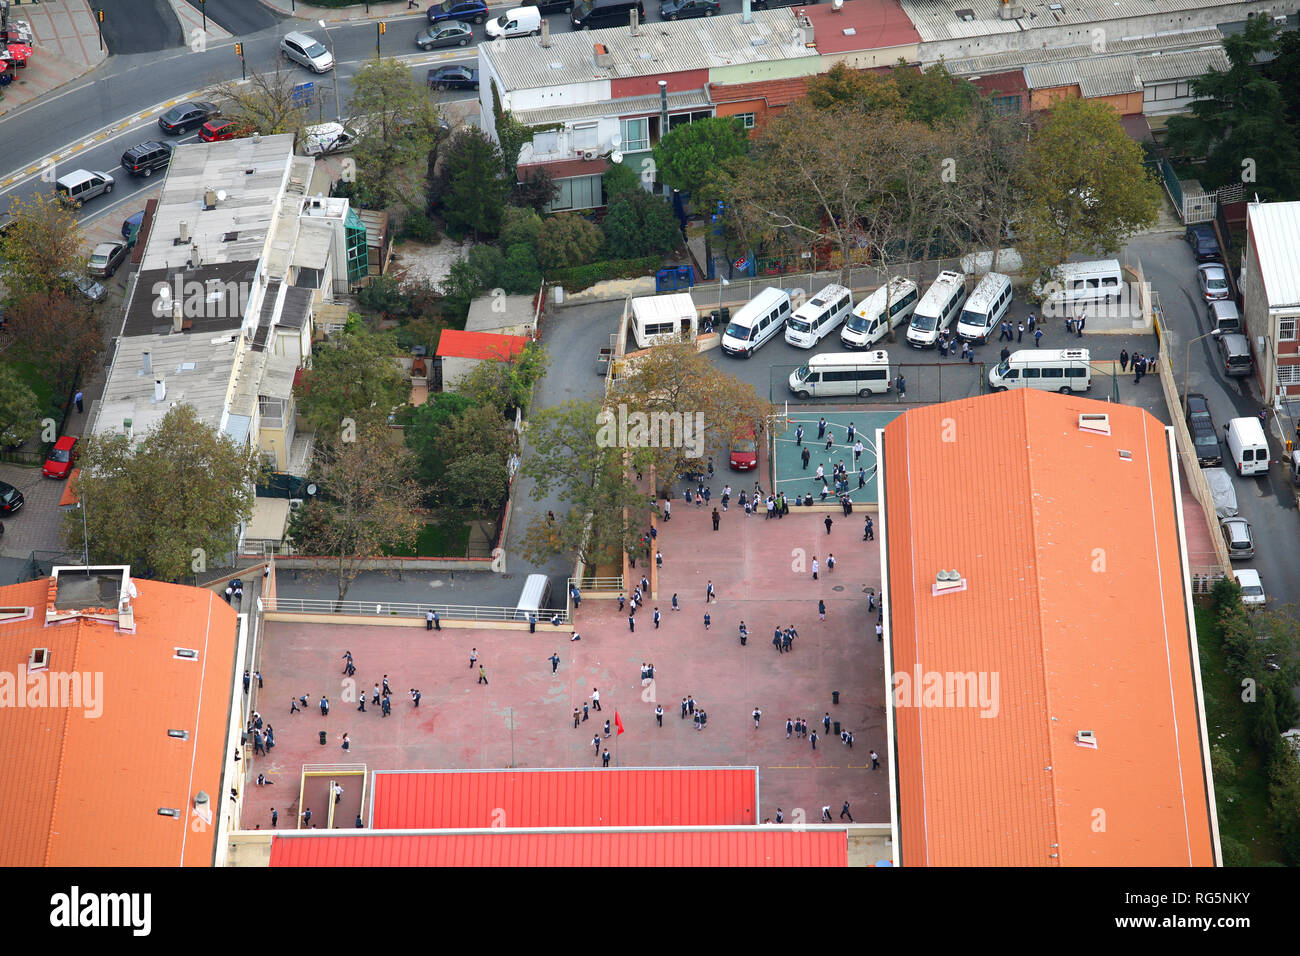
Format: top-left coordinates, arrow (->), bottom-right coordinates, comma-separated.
832,690 -> 840,705
833,720 -> 841,736
319,731 -> 327,746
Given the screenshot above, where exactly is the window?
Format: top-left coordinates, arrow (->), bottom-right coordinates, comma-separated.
1065,367 -> 1088,378
1280,319 -> 1297,341
1042,367 -> 1064,379
621,117 -> 649,152
1023,368 -> 1040,378
572,123 -> 598,150
737,113 -> 756,129
1277,364 -> 1300,384
546,174 -> 602,212
532,130 -> 559,155
992,95 -> 1021,115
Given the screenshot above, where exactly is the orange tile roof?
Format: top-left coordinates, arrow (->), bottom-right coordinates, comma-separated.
709,77 -> 810,108
881,390 -> 1217,866
436,329 -> 528,362
0,574 -> 238,866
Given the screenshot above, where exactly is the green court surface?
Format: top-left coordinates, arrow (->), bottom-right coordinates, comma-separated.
769,411 -> 902,507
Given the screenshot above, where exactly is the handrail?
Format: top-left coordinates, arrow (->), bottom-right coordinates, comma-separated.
265,598 -> 569,623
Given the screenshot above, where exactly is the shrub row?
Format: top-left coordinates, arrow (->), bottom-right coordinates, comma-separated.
547,255 -> 662,292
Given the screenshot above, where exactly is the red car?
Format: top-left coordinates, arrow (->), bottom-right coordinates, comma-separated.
43,435 -> 78,479
728,425 -> 758,471
199,119 -> 244,143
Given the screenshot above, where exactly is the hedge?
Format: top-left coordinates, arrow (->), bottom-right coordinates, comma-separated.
547,256 -> 662,292
307,0 -> 361,7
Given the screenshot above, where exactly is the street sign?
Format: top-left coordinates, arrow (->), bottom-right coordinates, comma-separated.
292,81 -> 315,107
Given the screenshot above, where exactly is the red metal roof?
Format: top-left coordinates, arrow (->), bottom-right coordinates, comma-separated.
372,768 -> 757,828
709,77 -> 810,108
805,0 -> 920,55
517,157 -> 609,182
435,329 -> 528,362
270,829 -> 847,867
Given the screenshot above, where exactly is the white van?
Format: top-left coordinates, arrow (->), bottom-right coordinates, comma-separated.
907,271 -> 967,348
955,272 -> 1013,343
841,277 -> 918,350
486,6 -> 542,37
788,351 -> 890,399
1223,417 -> 1269,477
515,573 -> 553,621
721,287 -> 792,358
1034,259 -> 1123,311
785,284 -> 853,349
630,293 -> 697,349
988,348 -> 1091,393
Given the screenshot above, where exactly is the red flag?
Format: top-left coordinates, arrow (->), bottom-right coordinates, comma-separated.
614,711 -> 625,736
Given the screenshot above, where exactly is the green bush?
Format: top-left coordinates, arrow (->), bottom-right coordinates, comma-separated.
537,213 -> 603,271
401,210 -> 441,243
602,163 -> 640,202
500,207 -> 543,249
602,188 -> 682,259
467,244 -> 504,290
501,244 -> 542,294
548,255 -> 662,291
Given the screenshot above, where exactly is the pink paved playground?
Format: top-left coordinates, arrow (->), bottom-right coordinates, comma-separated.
245,486 -> 887,832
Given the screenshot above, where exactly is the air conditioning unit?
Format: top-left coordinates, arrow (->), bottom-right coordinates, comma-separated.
581,149 -> 598,161
289,498 -> 305,511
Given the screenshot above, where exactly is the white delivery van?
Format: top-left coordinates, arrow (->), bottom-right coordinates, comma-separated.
988,348 -> 1091,393
1034,259 -> 1123,311
515,573 -> 553,621
841,277 -> 918,350
788,351 -> 890,399
486,6 -> 542,38
1223,417 -> 1269,476
907,271 -> 967,348
955,272 -> 1013,343
630,293 -> 698,349
721,287 -> 792,358
785,284 -> 853,349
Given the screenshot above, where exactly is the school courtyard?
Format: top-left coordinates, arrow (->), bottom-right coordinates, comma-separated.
245,464 -> 887,830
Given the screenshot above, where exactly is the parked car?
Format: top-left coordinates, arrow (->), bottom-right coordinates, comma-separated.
122,211 -> 145,246
1233,568 -> 1266,606
1220,516 -> 1255,560
728,425 -> 758,471
62,272 -> 106,303
414,20 -> 473,49
1184,392 -> 1221,467
427,66 -> 479,91
299,122 -> 361,156
752,0 -> 818,6
659,0 -> 720,17
158,101 -> 219,135
1196,263 -> 1230,302
0,480 -> 24,514
427,0 -> 488,23
120,140 -> 174,178
280,31 -> 334,73
199,119 -> 246,143
42,435 -> 79,479
87,241 -> 129,278
1185,223 -> 1221,262
523,0 -> 575,11
55,169 -> 114,208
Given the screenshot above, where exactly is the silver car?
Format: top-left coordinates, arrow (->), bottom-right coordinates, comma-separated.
280,31 -> 334,73
87,241 -> 129,278
415,20 -> 473,49
1220,516 -> 1255,560
63,271 -> 106,303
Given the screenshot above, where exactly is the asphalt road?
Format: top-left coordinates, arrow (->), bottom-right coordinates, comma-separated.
1128,232 -> 1300,609
181,0 -> 284,36
99,0 -> 185,54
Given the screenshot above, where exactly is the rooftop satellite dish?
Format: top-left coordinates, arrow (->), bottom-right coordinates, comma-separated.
610,151 -> 624,164
611,134 -> 622,147
306,483 -> 318,496
217,190 -> 228,202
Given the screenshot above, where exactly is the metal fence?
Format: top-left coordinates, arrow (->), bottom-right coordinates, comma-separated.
570,575 -> 623,593
265,597 -> 569,624
771,360 -> 987,406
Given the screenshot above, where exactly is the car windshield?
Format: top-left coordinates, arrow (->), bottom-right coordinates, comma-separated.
733,440 -> 756,454
304,40 -> 328,57
0,487 -> 16,504
957,309 -> 985,328
1241,584 -> 1264,596
574,0 -> 594,14
793,365 -> 810,383
1207,276 -> 1227,290
90,253 -> 108,265
495,14 -> 510,24
787,317 -> 811,333
725,322 -> 753,341
996,360 -> 1010,376
845,313 -> 870,333
911,313 -> 937,332
51,448 -> 71,463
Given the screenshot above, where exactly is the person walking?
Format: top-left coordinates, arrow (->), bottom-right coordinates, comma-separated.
549,652 -> 561,675
802,446 -> 811,471
341,734 -> 350,752
602,749 -> 611,767
656,549 -> 663,568
290,697 -> 300,714
840,801 -> 853,822
655,705 -> 663,726
574,708 -> 581,729
818,599 -> 826,622
864,515 -> 874,541
827,553 -> 836,573
1016,322 -> 1024,343
823,713 -> 831,736
876,621 -> 884,641
320,696 -> 329,716
824,515 -> 833,535
810,731 -> 818,751
703,611 -> 711,630
592,688 -> 602,712
811,556 -> 819,580
653,607 -> 661,629
469,648 -> 478,670
529,612 -> 537,633
629,612 -> 635,632
477,665 -> 488,685
1076,310 -> 1086,337
271,807 -> 278,828
796,424 -> 804,446
752,707 -> 762,729
896,374 -> 907,400
870,750 -> 881,770
681,698 -> 689,720
603,719 -> 611,739
712,508 -> 720,531
671,593 -> 679,611
1034,328 -> 1043,347
706,581 -> 716,603
786,717 -> 794,739
817,417 -> 827,440
663,499 -> 671,521
773,628 -> 783,654
738,621 -> 748,646
426,609 -> 435,630
74,390 -> 84,414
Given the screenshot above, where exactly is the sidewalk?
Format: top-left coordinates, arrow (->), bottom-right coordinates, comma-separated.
0,0 -> 108,120
164,0 -> 232,41
257,0 -> 462,22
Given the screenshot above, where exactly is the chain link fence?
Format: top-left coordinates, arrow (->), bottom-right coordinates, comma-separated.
771,360 -> 988,406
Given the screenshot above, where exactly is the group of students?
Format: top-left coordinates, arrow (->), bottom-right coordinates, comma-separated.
246,711 -> 275,756
771,624 -> 799,653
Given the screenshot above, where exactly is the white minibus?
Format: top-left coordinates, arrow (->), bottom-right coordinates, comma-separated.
785,284 -> 853,349
907,271 -> 967,348
988,348 -> 1092,393
788,351 -> 891,399
721,287 -> 792,358
955,272 -> 1013,343
841,277 -> 918,350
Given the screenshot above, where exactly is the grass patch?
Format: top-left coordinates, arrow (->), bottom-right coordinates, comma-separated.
1196,603 -> 1284,864
384,521 -> 471,558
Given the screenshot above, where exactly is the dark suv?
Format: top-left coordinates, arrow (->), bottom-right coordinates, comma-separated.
1185,393 -> 1221,467
1185,223 -> 1221,262
120,141 -> 174,178
428,0 -> 488,23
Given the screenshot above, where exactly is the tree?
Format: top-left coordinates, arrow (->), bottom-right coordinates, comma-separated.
1271,744 -> 1300,866
429,403 -> 514,522
804,62 -> 904,115
348,57 -> 445,210
653,116 -> 750,196
295,319 -> 408,441
287,428 -> 424,602
211,62 -> 310,140
940,102 -> 1030,273
519,399 -> 653,567
1166,16 -> 1300,201
511,166 -> 559,213
602,162 -> 641,203
438,259 -> 482,322
500,206 -> 543,249
64,405 -> 260,581
0,194 -> 86,304
0,366 -> 41,447
501,244 -> 542,294
601,189 -> 681,259
442,453 -> 511,541
467,244 -> 505,290
434,128 -> 511,240
457,341 -> 549,416
891,62 -> 979,126
1018,98 -> 1161,285
403,391 -> 478,486
4,290 -> 105,394
536,213 -> 603,271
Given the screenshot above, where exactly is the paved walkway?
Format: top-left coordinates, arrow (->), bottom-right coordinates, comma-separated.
257,0 -> 492,22
0,0 -> 108,119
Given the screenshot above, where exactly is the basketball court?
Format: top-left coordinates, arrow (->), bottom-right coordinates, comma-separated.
769,410 -> 904,506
